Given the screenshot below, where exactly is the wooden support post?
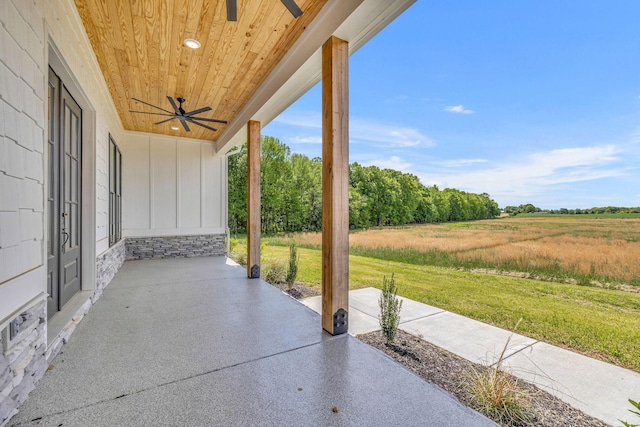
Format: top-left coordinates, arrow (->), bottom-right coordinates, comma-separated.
321,36 -> 349,335
247,120 -> 261,278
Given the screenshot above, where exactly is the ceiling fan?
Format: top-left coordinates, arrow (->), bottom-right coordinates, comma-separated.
226,0 -> 302,21
130,96 -> 228,132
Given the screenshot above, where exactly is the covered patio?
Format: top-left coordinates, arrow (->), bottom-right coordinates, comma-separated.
1,0 -> 499,424
10,257 -> 494,426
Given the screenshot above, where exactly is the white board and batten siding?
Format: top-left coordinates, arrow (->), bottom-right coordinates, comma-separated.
121,132 -> 226,238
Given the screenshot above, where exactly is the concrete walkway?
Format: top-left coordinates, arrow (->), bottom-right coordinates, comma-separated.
9,258 -> 495,427
303,288 -> 640,426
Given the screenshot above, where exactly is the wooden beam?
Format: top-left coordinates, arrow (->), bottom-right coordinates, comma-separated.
247,120 -> 261,278
321,36 -> 349,335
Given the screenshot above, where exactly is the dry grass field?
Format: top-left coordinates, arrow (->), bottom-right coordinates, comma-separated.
281,216 -> 640,287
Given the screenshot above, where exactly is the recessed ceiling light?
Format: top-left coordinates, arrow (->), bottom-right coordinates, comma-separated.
183,38 -> 201,49
171,125 -> 180,131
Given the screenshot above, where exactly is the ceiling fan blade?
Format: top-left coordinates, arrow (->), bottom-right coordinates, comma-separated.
226,0 -> 237,21
188,117 -> 228,124
167,96 -> 182,115
178,117 -> 191,131
185,106 -> 212,116
154,117 -> 177,125
129,110 -> 176,117
131,98 -> 174,114
186,117 -> 218,132
280,0 -> 303,18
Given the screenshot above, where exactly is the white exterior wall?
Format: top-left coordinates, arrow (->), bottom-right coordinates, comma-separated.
122,132 -> 226,237
0,0 -> 124,323
1,0 -> 48,321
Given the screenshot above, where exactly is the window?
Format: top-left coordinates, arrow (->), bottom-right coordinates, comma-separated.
109,135 -> 122,246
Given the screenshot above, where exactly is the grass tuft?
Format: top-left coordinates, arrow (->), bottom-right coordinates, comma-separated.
468,323 -> 535,426
469,367 -> 534,426
263,260 -> 286,285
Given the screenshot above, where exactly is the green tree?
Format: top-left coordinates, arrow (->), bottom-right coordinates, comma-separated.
227,145 -> 247,235
260,136 -> 290,234
228,137 -> 502,234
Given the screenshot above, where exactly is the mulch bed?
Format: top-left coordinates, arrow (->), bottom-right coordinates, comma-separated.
358,330 -> 608,427
270,281 -> 320,299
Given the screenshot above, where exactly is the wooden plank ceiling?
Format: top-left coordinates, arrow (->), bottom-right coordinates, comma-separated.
74,0 -> 327,141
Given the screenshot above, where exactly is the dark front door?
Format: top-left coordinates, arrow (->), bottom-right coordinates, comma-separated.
47,67 -> 82,319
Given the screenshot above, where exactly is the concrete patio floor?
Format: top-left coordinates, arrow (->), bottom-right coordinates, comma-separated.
10,257 -> 495,426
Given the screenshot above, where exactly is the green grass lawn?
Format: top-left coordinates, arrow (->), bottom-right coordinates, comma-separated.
234,242 -> 640,372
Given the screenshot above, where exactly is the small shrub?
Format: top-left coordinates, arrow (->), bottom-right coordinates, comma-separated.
378,273 -> 402,343
232,252 -> 246,266
285,243 -> 299,291
228,238 -> 239,253
620,398 -> 640,427
264,261 -> 286,285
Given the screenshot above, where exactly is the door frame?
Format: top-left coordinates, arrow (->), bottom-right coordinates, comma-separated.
46,67 -> 61,317
59,81 -> 83,308
46,41 -> 97,314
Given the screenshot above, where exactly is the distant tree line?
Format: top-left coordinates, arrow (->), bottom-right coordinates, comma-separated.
503,204 -> 543,214
228,136 -> 501,235
504,204 -> 640,215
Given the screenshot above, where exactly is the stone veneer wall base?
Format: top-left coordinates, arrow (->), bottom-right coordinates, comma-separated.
126,234 -> 226,260
0,300 -> 46,426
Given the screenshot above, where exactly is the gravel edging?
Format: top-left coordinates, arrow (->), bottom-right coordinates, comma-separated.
358,330 -> 608,427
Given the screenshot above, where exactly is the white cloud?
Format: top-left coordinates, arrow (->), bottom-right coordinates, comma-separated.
366,156 -> 413,172
384,94 -> 410,103
274,111 -> 434,148
435,158 -> 488,168
444,105 -> 474,114
290,136 -> 322,144
273,111 -> 322,129
417,145 -> 625,200
350,118 -> 434,148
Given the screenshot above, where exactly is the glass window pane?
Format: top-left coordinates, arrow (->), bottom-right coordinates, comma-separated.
72,204 -> 79,247
108,136 -> 122,246
71,114 -> 77,155
65,105 -> 71,153
48,84 -> 55,140
65,202 -> 71,251
116,150 -> 121,194
109,140 -> 115,191
116,195 -> 121,240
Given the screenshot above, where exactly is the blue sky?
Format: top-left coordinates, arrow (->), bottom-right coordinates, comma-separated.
264,1 -> 640,209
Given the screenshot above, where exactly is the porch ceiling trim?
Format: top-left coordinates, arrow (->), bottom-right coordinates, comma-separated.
215,0 -> 416,154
